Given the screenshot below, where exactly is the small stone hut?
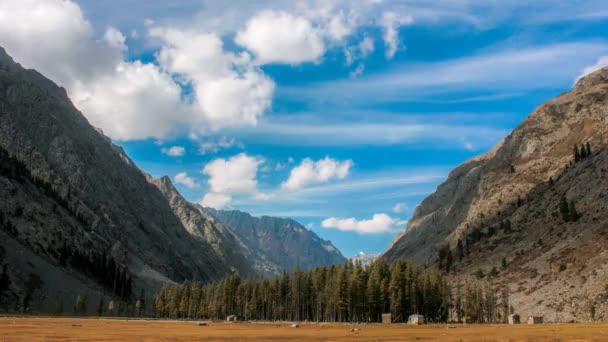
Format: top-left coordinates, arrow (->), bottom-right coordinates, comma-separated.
226,315 -> 239,322
527,316 -> 543,324
508,314 -> 520,324
408,314 -> 424,325
381,313 -> 392,324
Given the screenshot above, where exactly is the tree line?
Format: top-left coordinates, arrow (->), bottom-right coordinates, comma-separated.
154,259 -> 452,323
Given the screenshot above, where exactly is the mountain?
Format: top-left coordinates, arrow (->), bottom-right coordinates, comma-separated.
207,209 -> 347,272
348,252 -> 379,266
384,67 -> 608,322
0,47 -> 256,312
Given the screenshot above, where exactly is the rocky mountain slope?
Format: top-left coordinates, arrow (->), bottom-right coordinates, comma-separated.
207,209 -> 347,272
0,47 -> 254,313
384,67 -> 608,322
0,46 -> 349,313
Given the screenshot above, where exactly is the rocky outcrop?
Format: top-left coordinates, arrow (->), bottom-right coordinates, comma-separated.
384,67 -> 608,321
207,209 -> 347,272
147,176 -> 254,276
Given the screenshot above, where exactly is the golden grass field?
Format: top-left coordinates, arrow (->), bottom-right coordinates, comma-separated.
1,317 -> 608,341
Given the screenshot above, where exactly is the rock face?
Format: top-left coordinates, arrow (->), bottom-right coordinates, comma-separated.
147,176 -> 253,276
207,209 -> 347,273
384,67 -> 608,322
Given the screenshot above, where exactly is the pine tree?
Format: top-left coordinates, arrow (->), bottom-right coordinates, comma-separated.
586,142 -> 592,157
136,289 -> 146,316
97,297 -> 105,316
573,144 -> 581,162
457,240 -> 464,261
0,264 -> 10,295
75,295 -> 87,316
580,144 -> 587,159
501,286 -> 509,323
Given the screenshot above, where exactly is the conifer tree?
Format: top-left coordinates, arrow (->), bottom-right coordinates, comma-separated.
97,297 -> 104,316
580,144 -> 587,159
573,144 -> 581,162
586,142 -> 592,157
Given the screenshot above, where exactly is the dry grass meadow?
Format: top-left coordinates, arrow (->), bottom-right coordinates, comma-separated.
1,316 -> 608,341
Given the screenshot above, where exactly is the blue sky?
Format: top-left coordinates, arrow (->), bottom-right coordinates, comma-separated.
2,0 -> 607,257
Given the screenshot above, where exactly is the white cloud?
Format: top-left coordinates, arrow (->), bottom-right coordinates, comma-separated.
203,153 -> 261,193
73,60 -> 189,140
576,56 -> 608,81
380,11 -> 413,59
0,0 -> 195,141
321,213 -> 402,234
0,0 -> 276,141
239,119 -> 507,147
288,42 -> 608,105
200,153 -> 262,208
392,202 -> 407,213
174,172 -> 198,189
151,27 -> 275,131
199,192 -> 232,209
235,10 -> 325,64
161,145 -> 185,157
326,10 -> 353,41
358,35 -> 375,57
197,136 -> 240,155
104,27 -> 127,51
345,35 -> 375,66
282,157 -> 353,191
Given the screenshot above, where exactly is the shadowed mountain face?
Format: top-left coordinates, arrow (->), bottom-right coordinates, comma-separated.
384,67 -> 608,322
207,209 -> 347,273
0,47 -> 348,313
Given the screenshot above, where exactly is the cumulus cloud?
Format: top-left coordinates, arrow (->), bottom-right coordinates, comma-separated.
174,172 -> 198,189
392,202 -> 407,213
236,10 -> 325,64
0,0 -> 276,141
151,27 -> 275,131
199,192 -> 232,209
0,0 -> 194,140
282,157 -> 353,191
161,145 -> 185,157
577,56 -> 608,81
380,11 -> 413,59
200,153 -> 262,209
326,10 -> 353,41
321,213 -> 402,234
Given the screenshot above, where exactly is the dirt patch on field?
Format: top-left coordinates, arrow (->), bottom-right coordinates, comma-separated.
1,317 -> 607,341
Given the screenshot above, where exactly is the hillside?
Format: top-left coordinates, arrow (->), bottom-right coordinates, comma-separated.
207,209 -> 347,272
384,67 -> 608,322
0,47 -> 252,313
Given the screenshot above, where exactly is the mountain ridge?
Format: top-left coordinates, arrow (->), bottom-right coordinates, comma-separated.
206,208 -> 347,272
384,66 -> 608,321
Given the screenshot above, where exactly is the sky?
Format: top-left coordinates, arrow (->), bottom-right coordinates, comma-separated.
1,0 -> 607,257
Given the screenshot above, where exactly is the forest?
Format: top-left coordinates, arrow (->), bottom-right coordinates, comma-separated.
153,259 -> 499,323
